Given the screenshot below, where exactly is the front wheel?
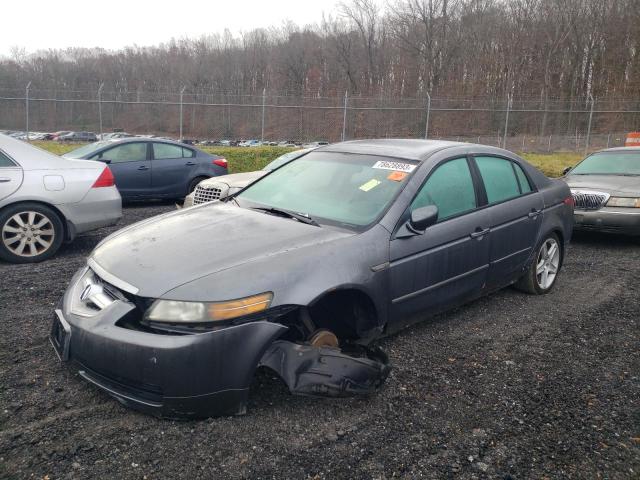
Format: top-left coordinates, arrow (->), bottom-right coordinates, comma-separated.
0,203 -> 64,263
514,233 -> 562,294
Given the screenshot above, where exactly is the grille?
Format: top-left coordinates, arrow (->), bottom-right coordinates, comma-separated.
571,191 -> 609,210
193,185 -> 223,205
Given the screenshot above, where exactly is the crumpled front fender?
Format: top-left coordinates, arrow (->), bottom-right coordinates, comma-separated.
259,340 -> 391,397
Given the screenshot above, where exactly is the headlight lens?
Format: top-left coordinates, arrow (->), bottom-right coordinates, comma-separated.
144,292 -> 273,323
606,197 -> 640,208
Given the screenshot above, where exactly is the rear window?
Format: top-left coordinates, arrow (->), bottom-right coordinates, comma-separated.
0,151 -> 15,167
475,156 -> 521,204
153,143 -> 184,159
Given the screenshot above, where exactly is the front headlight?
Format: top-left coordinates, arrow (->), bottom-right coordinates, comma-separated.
606,197 -> 640,208
144,292 -> 273,323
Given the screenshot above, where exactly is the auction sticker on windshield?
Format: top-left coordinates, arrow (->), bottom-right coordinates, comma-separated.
372,160 -> 416,172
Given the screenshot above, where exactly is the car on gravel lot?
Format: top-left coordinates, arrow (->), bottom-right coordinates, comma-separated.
564,147 -> 640,235
182,148 -> 315,207
0,133 -> 121,263
50,139 -> 573,419
63,138 -> 228,200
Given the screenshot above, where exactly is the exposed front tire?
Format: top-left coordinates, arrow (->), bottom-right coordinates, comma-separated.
0,203 -> 64,263
514,233 -> 562,295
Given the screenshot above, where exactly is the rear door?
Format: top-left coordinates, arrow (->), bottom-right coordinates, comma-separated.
0,150 -> 23,201
92,142 -> 151,197
472,155 -> 544,288
389,157 -> 491,325
151,143 -> 194,196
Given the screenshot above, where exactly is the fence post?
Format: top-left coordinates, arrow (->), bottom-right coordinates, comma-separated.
341,91 -> 348,142
585,94 -> 594,154
98,82 -> 104,138
502,93 -> 512,149
424,92 -> 431,139
25,81 -> 32,141
606,133 -> 611,148
179,86 -> 186,141
261,87 -> 266,143
548,135 -> 552,152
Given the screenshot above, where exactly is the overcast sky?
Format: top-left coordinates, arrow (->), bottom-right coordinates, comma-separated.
0,0 -> 341,57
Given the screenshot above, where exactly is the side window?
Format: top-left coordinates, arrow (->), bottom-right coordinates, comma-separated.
182,147 -> 195,158
475,156 -> 521,204
153,143 -> 183,160
101,143 -> 148,163
411,157 -> 477,221
513,163 -> 532,193
0,151 -> 15,167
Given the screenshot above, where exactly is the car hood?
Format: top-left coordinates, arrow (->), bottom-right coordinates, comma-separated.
90,202 -> 353,298
565,174 -> 640,195
200,170 -> 266,189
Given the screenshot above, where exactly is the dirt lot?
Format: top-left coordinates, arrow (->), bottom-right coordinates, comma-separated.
1,203 -> 639,479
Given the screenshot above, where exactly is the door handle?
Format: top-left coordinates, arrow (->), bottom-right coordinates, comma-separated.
0,178 -> 10,183
528,209 -> 542,218
137,166 -> 149,171
470,228 -> 490,239
185,161 -> 196,166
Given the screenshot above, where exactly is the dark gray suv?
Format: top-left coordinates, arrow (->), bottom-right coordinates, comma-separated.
50,139 -> 574,418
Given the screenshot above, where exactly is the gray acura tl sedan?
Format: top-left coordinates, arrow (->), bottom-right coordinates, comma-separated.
51,139 -> 574,418
564,147 -> 640,235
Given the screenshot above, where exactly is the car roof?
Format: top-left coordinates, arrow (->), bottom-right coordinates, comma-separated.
0,133 -> 85,169
317,139 -> 467,161
101,137 -> 190,147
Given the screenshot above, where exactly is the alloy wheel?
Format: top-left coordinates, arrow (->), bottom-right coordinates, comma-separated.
535,238 -> 560,290
1,211 -> 55,258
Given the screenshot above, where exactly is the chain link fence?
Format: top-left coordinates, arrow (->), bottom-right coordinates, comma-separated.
1,86 -> 639,152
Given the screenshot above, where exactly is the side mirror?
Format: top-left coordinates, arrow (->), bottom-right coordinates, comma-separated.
562,166 -> 571,175
408,205 -> 438,234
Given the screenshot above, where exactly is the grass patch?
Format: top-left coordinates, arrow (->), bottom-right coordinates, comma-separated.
32,141 -> 583,177
521,153 -> 583,177
200,146 -> 296,173
32,141 -> 78,156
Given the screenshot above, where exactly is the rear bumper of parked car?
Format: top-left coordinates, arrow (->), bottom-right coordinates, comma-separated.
573,207 -> 640,235
58,186 -> 122,239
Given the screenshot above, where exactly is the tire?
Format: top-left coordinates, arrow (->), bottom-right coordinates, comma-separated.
187,176 -> 207,194
0,203 -> 64,264
514,232 -> 562,295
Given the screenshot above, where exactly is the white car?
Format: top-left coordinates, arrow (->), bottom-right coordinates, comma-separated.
182,148 -> 315,207
0,134 -> 122,263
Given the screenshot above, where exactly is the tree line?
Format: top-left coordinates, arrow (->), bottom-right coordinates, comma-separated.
1,0 -> 638,103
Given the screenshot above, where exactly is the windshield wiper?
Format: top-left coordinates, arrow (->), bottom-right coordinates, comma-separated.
251,207 -> 319,226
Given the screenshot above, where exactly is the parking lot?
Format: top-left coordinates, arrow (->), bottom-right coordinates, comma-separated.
0,202 -> 639,479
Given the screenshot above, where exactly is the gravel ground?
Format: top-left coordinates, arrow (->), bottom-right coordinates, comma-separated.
1,203 -> 639,479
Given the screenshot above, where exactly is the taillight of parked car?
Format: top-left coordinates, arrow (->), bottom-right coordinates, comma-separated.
213,158 -> 228,169
563,195 -> 575,207
92,167 -> 115,188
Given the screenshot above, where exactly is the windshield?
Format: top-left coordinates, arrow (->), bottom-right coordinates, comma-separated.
263,150 -> 307,170
63,141 -> 110,159
571,151 -> 640,175
238,152 -> 416,228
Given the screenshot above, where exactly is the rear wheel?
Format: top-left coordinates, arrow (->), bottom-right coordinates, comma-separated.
515,233 -> 562,294
0,203 -> 64,263
188,176 -> 207,194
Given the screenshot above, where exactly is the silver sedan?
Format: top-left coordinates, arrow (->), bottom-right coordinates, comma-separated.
0,134 -> 122,263
564,147 -> 640,236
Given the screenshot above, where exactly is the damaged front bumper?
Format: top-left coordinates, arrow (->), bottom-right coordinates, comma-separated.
50,271 -> 391,419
